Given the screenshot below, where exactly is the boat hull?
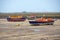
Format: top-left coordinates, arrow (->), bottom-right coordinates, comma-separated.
7,18 -> 26,22
29,21 -> 54,25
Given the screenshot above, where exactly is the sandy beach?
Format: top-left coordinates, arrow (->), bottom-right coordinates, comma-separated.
0,19 -> 60,40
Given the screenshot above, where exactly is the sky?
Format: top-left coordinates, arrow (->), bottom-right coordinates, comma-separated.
0,0 -> 60,13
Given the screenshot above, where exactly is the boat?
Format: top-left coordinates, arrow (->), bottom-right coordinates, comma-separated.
7,16 -> 26,22
29,18 -> 55,25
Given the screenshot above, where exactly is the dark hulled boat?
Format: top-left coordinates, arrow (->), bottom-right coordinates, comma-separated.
7,16 -> 26,22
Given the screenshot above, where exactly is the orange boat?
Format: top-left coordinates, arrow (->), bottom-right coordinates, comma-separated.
29,18 -> 55,25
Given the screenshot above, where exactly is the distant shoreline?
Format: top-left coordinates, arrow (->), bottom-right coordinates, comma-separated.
0,12 -> 60,19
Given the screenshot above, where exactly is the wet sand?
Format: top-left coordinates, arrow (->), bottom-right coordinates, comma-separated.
0,19 -> 60,40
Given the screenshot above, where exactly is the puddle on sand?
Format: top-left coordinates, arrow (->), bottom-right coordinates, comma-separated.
29,28 -> 41,33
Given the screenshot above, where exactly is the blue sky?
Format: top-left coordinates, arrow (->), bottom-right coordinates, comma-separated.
0,0 -> 60,12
